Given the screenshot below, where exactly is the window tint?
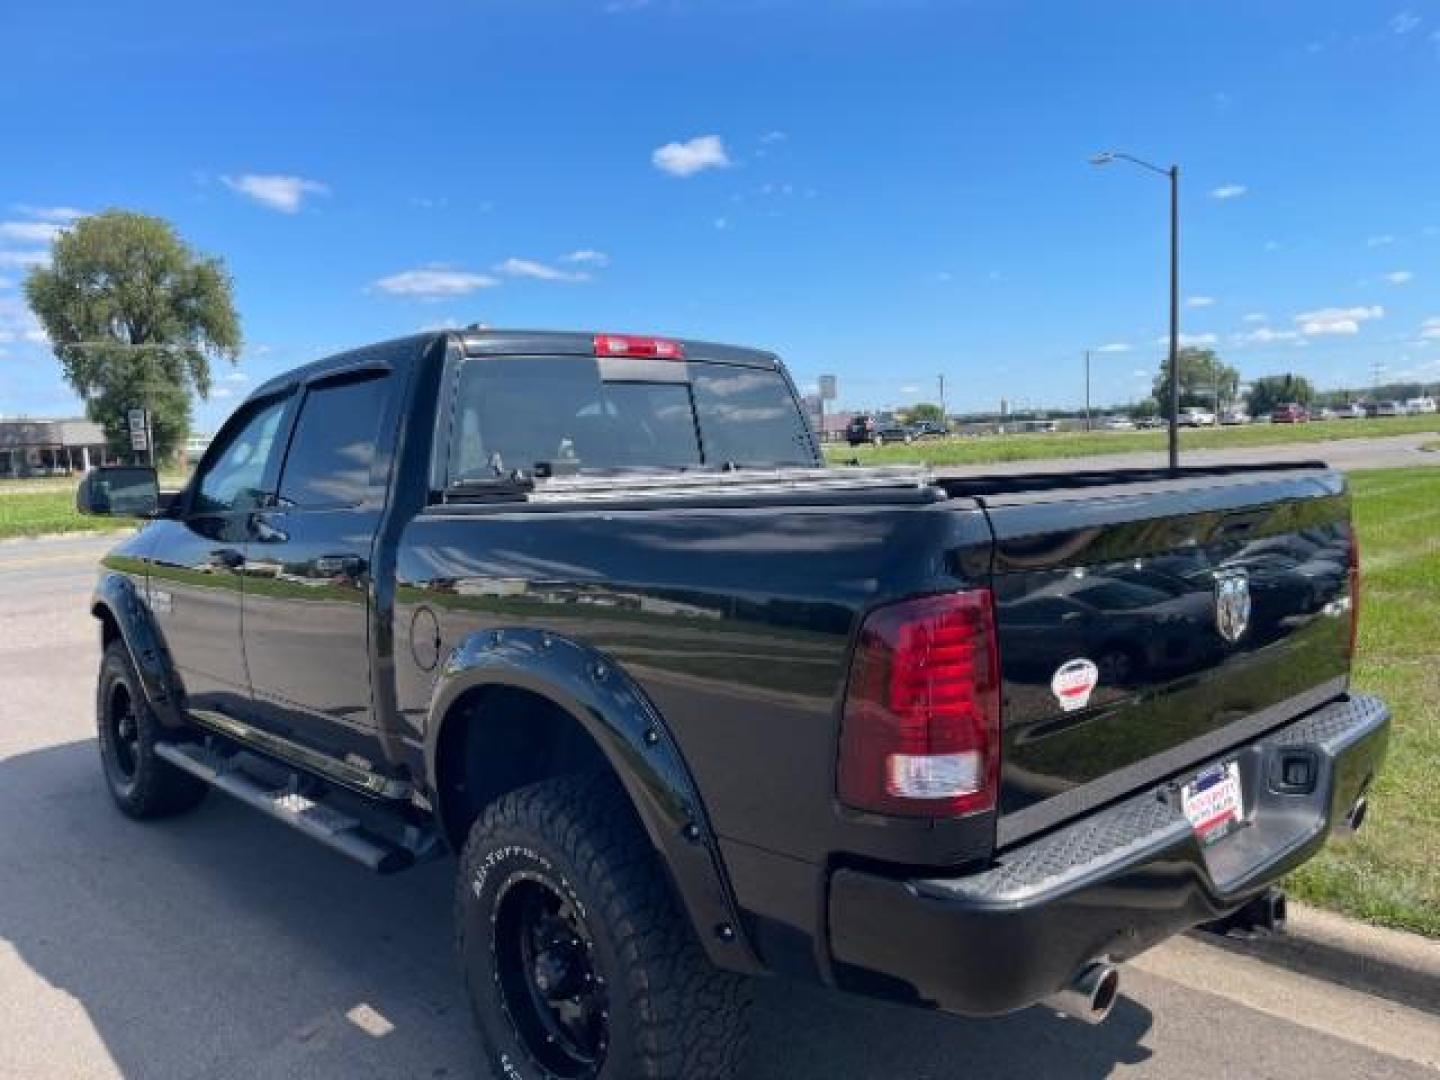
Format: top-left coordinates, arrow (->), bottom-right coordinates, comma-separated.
451,358 -> 701,479
278,375 -> 391,509
194,397 -> 289,513
691,366 -> 815,466
449,357 -> 815,481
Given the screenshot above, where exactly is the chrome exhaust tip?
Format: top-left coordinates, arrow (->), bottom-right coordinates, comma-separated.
1044,962 -> 1120,1025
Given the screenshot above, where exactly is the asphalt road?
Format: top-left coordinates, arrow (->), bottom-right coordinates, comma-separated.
2,535 -> 1437,1079
942,431 -> 1440,477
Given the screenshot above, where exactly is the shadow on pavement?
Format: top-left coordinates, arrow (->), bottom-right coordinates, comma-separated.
0,739 -> 1154,1079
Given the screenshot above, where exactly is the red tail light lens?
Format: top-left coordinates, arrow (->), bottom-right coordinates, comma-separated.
837,590 -> 1001,818
593,333 -> 685,360
1347,528 -> 1361,660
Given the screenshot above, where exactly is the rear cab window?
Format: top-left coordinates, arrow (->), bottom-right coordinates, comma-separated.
447,356 -> 815,483
278,374 -> 392,509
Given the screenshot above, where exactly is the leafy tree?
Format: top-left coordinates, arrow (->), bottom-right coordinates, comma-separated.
1151,347 -> 1240,418
903,402 -> 945,424
1246,374 -> 1315,417
25,210 -> 241,463
1130,397 -> 1160,420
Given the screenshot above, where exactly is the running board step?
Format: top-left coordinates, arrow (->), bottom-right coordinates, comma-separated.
154,740 -> 435,874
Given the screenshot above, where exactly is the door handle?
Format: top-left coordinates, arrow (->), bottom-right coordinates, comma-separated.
249,513 -> 289,544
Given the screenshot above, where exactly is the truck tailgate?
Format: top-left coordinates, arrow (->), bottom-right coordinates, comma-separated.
970,467 -> 1355,846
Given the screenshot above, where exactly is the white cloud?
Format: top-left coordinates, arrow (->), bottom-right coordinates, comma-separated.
1390,10 -> 1421,34
1094,342 -> 1131,353
1385,270 -> 1414,284
1420,317 -> 1440,340
496,257 -> 589,283
1234,327 -> 1301,345
1187,295 -> 1216,308
211,386 -> 235,401
759,130 -> 788,144
1211,183 -> 1248,200
1156,333 -> 1218,347
0,276 -> 11,291
1295,305 -> 1385,336
222,173 -> 330,213
0,220 -> 65,243
1367,234 -> 1396,247
0,250 -> 48,269
219,370 -> 250,384
561,249 -> 610,267
1243,312 -> 1268,323
652,135 -> 731,178
373,267 -> 499,299
12,205 -> 86,222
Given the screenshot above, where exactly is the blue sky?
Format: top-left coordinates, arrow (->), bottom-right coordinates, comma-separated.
2,0 -> 1439,428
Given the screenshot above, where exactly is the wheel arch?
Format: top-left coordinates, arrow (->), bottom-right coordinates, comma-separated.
90,573 -> 185,728
426,627 -> 763,975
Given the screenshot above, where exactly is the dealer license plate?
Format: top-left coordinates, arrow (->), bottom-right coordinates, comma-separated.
1181,761 -> 1245,845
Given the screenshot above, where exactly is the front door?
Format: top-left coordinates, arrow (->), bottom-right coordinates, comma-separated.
146,394 -> 291,717
241,369 -> 395,760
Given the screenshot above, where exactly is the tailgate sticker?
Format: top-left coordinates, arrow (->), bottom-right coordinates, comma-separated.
1051,659 -> 1099,712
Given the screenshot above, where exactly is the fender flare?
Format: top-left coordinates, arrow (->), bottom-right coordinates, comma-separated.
91,572 -> 185,729
426,627 -> 764,975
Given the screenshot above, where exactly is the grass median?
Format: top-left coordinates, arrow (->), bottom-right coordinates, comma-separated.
1286,467 -> 1440,936
825,415 -> 1440,468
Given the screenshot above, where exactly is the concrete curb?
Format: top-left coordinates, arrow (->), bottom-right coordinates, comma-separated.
0,527 -> 134,546
1195,902 -> 1440,1014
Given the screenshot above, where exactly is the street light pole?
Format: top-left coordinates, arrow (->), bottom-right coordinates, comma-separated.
1084,349 -> 1092,432
1167,164 -> 1180,469
1092,151 -> 1181,470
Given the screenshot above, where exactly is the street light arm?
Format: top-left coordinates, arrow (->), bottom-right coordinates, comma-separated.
1092,150 -> 1173,178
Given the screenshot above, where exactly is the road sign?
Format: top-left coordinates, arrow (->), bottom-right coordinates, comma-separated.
128,408 -> 147,433
818,375 -> 837,401
130,431 -> 149,452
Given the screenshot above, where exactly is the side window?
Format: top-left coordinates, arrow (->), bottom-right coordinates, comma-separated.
277,374 -> 391,509
194,397 -> 289,513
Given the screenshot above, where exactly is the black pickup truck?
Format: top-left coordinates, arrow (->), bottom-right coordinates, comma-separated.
80,329 -> 1389,1080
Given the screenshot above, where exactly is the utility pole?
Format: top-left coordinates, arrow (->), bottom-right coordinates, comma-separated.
1084,350 -> 1092,432
938,373 -> 947,425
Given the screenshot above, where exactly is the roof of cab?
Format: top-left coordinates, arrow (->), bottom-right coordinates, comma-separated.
248,328 -> 781,401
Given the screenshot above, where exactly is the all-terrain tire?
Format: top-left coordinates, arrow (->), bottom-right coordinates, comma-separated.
456,772 -> 751,1080
96,640 -> 208,819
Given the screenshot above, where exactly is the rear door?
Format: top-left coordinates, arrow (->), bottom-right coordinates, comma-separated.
982,469 -> 1355,844
241,366 -> 399,757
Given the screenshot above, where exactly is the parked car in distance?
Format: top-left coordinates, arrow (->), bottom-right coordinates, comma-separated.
1271,403 -> 1309,424
1101,416 -> 1136,431
1176,407 -> 1217,428
1405,396 -> 1437,415
1337,402 -> 1369,420
907,419 -> 950,440
74,327 -> 1389,1079
1220,410 -> 1250,426
1314,407 -> 1338,422
1374,400 -> 1407,418
1135,416 -> 1164,429
846,413 -> 912,445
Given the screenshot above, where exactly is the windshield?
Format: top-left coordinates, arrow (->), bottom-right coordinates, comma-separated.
449,356 -> 816,481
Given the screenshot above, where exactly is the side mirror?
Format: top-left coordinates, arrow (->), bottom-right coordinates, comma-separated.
77,466 -> 160,517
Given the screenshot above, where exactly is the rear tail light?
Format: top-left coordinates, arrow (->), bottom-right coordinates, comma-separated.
837,590 -> 1001,818
593,333 -> 685,360
1346,528 -> 1361,660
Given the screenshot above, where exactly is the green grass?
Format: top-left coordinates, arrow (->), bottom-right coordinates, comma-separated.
825,414 -> 1440,468
1285,467 -> 1440,936
0,488 -> 135,539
